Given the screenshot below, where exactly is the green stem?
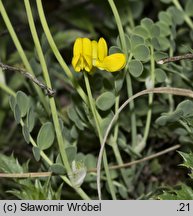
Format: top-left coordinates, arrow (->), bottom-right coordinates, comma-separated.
167,42 -> 174,112
179,119 -> 192,134
0,82 -> 15,96
125,6 -> 135,34
126,54 -> 137,148
166,76 -> 174,112
0,0 -> 49,114
107,0 -> 127,55
36,0 -> 88,104
172,0 -> 193,29
24,0 -> 71,172
83,72 -> 116,200
128,6 -> 135,29
164,67 -> 193,87
137,46 -> 155,153
126,72 -> 137,147
83,74 -> 101,136
108,0 -> 137,147
24,0 -> 90,200
112,95 -> 129,187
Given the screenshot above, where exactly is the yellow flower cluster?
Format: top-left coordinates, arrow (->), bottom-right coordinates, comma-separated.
72,37 -> 126,73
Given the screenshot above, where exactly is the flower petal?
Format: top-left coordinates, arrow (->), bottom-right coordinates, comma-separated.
96,53 -> 126,72
82,38 -> 92,56
98,38 -> 108,61
84,55 -> 92,72
72,55 -> 80,72
83,38 -> 92,72
72,38 -> 83,72
92,40 -> 98,66
73,38 -> 83,56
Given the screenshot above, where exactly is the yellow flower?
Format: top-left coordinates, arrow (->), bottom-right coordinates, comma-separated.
72,38 -> 92,72
72,37 -> 126,73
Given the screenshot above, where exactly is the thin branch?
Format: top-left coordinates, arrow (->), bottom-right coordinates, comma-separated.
0,62 -> 56,97
89,144 -> 180,172
157,53 -> 193,64
0,172 -> 52,178
0,144 -> 180,179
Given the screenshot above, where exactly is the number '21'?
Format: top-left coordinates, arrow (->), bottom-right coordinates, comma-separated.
178,203 -> 190,212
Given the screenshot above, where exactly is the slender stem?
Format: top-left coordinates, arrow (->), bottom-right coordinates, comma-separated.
23,0 -> 90,200
24,0 -> 90,200
24,0 -> 71,171
172,0 -> 193,30
0,82 -> 15,96
161,65 -> 193,89
36,0 -> 88,105
83,73 -> 102,137
96,86 -> 193,200
108,0 -> 137,148
125,53 -> 137,147
138,45 -> 155,153
128,6 -> 135,29
179,119 -> 192,134
107,0 -> 136,197
112,95 -> 129,186
167,44 -> 175,112
166,76 -> 174,112
83,72 -> 116,200
107,0 -> 127,55
126,72 -> 137,147
0,0 -> 49,114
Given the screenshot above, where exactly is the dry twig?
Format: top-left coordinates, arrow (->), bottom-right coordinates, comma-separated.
157,53 -> 193,64
0,62 -> 56,96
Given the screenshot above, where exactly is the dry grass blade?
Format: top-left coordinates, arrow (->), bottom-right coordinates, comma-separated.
0,172 -> 52,178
